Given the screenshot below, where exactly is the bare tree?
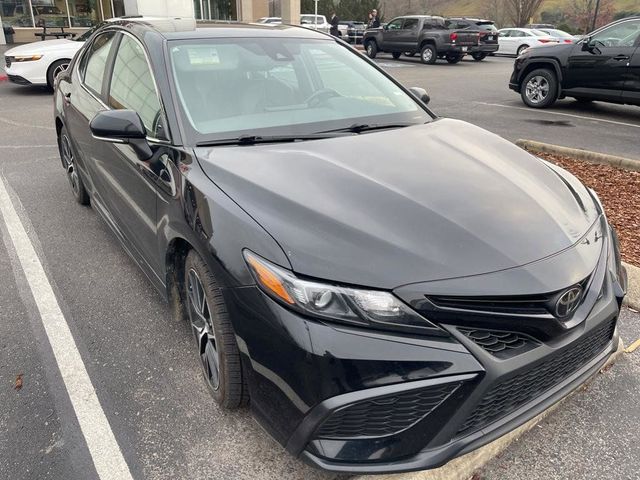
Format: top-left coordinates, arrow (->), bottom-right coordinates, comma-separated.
505,0 -> 546,27
568,0 -> 615,33
482,0 -> 509,28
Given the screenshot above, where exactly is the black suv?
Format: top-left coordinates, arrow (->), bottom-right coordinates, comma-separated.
446,17 -> 499,60
510,17 -> 640,108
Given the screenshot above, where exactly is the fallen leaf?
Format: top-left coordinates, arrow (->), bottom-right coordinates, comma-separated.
15,374 -> 23,390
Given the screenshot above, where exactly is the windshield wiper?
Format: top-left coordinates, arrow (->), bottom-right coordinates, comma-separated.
196,132 -> 352,147
319,122 -> 420,134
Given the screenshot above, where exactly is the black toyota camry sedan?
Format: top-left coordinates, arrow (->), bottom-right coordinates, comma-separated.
53,18 -> 627,474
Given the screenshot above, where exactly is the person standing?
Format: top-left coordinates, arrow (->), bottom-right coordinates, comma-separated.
329,11 -> 340,37
368,9 -> 380,29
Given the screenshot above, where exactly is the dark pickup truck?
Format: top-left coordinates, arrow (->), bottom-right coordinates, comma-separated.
363,15 -> 480,64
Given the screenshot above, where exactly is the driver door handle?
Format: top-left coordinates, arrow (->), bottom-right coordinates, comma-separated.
613,55 -> 630,61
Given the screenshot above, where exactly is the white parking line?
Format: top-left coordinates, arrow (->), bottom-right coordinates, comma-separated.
475,101 -> 640,129
0,176 -> 134,480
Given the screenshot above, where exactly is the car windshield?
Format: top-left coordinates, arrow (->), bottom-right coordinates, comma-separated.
169,38 -> 431,143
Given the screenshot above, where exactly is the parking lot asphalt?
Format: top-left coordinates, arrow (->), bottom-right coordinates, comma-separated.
373,54 -> 640,160
0,50 -> 639,480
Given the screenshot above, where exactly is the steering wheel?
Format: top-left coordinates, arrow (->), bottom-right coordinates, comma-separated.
305,88 -> 341,107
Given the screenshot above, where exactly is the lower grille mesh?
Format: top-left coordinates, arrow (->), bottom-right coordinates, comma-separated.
457,318 -> 616,435
316,382 -> 462,439
458,328 -> 540,359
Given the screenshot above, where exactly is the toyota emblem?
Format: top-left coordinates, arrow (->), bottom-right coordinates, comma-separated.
555,286 -> 583,317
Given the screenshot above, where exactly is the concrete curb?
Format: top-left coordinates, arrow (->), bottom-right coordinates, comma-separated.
623,262 -> 640,311
515,139 -> 640,172
354,338 -> 626,480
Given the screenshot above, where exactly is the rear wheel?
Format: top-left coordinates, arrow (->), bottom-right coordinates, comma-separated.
521,68 -> 558,108
47,59 -> 70,89
391,51 -> 402,59
58,125 -> 89,205
365,41 -> 378,59
446,54 -> 463,64
517,44 -> 530,56
184,250 -> 248,408
420,44 -> 437,64
472,52 -> 487,61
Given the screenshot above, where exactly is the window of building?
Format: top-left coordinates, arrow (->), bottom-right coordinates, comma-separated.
1,0 -> 104,28
193,0 -> 235,21
109,35 -> 162,136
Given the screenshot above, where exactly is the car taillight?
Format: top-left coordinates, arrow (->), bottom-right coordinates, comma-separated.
564,39 -> 573,43
538,39 -> 552,43
450,32 -> 458,41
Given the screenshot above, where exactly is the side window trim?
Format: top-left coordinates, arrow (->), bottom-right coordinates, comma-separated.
109,31 -> 171,143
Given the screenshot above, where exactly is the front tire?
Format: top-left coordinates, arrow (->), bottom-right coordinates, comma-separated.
47,59 -> 70,89
517,44 -> 530,56
420,44 -> 437,64
184,250 -> 248,409
365,41 -> 378,59
58,125 -> 90,205
521,68 -> 558,108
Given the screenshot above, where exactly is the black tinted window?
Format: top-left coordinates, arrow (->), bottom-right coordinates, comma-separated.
81,31 -> 116,96
403,18 -> 419,29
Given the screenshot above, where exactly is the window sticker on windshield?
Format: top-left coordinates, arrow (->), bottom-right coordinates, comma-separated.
186,47 -> 221,65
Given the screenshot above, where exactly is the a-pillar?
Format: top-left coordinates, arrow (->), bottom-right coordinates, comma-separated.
281,0 -> 300,24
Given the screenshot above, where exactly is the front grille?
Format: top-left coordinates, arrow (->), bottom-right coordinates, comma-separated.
458,328 -> 540,359
457,318 -> 616,435
5,56 -> 12,68
316,382 -> 462,439
428,277 -> 590,318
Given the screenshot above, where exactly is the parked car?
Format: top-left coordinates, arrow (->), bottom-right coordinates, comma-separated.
510,17 -> 640,108
497,28 -> 558,56
364,15 -> 480,64
3,24 -> 94,87
300,14 -> 330,33
338,20 -> 366,43
54,17 -> 625,474
2,16 -> 176,88
538,28 -> 578,44
446,17 -> 499,60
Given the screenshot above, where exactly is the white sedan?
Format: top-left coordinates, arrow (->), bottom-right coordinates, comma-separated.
497,28 -> 559,56
3,29 -> 92,88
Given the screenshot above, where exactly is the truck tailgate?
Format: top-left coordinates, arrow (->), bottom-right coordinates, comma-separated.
454,30 -> 480,46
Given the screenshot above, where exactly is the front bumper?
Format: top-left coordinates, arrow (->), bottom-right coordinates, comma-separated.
226,222 -> 623,473
4,60 -> 47,86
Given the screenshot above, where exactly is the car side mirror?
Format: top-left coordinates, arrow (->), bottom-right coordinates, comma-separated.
409,87 -> 430,105
383,24 -> 388,30
90,110 -> 153,160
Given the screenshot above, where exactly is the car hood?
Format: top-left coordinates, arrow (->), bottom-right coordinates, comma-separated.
5,39 -> 83,56
526,42 -> 575,54
195,118 -> 599,289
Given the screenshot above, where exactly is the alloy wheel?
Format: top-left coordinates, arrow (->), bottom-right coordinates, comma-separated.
53,61 -> 69,81
525,76 -> 549,104
60,134 -> 80,197
422,48 -> 433,62
187,269 -> 220,391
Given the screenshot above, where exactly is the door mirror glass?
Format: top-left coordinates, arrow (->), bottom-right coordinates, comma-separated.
90,110 -> 153,160
409,87 -> 430,105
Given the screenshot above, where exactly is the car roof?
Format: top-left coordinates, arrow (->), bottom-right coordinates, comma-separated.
448,17 -> 493,22
102,18 -> 330,42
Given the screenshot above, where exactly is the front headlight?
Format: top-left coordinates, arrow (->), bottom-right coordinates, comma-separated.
13,55 -> 43,62
244,250 -> 441,333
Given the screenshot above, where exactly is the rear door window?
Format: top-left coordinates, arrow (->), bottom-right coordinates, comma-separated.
81,31 -> 117,97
